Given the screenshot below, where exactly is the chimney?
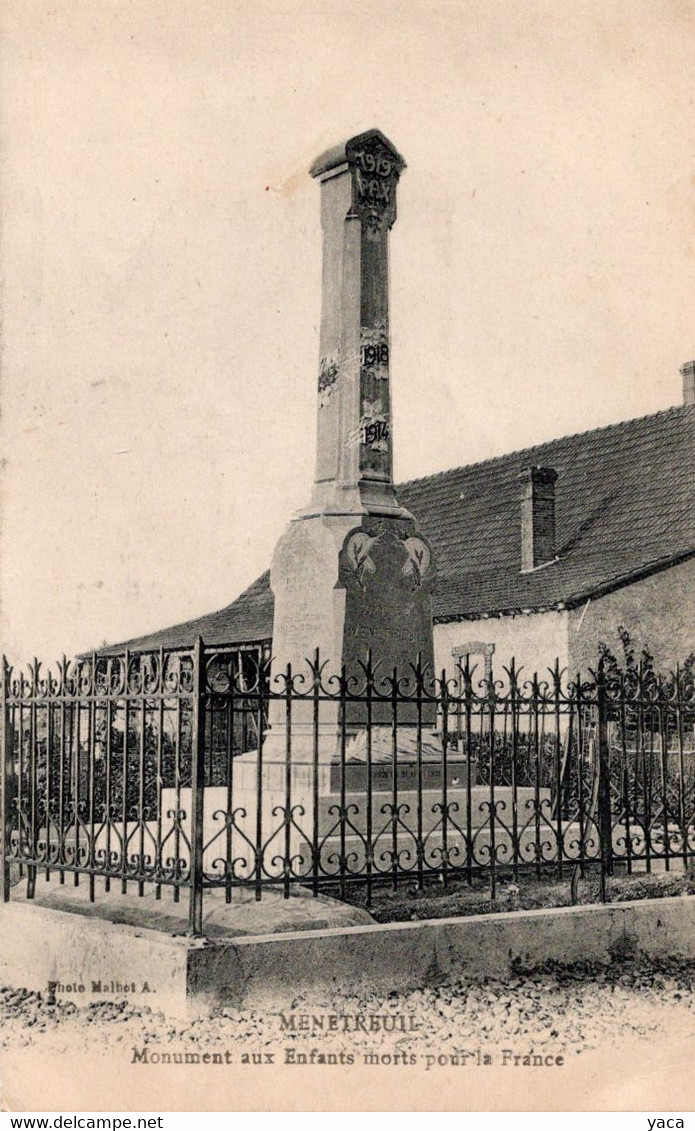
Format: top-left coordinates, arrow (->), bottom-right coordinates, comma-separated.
680,360 -> 695,405
519,466 -> 558,572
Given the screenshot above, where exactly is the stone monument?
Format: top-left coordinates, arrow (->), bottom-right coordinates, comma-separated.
168,133 -> 547,876
217,132 -> 480,881
266,129 -> 439,763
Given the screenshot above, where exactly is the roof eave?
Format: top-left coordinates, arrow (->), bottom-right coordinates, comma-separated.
562,547 -> 695,609
433,547 -> 695,624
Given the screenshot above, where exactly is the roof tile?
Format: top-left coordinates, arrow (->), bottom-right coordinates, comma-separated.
107,404 -> 695,652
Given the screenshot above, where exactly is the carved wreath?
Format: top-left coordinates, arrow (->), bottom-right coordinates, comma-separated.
344,531 -> 382,589
401,537 -> 431,589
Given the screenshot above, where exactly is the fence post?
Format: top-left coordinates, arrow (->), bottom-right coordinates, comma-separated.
1,658 -> 14,902
596,659 -> 614,894
188,636 -> 206,936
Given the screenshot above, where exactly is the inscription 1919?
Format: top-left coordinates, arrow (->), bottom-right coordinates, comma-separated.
348,139 -> 401,237
352,148 -> 395,178
352,147 -> 395,205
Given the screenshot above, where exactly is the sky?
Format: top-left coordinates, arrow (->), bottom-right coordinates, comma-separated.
2,0 -> 694,664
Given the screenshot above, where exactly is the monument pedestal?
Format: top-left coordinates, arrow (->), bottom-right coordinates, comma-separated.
178,774 -> 556,882
267,509 -> 437,699
263,507 -> 439,786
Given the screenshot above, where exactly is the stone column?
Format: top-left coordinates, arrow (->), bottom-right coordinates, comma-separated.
265,130 -> 438,763
308,130 -> 405,517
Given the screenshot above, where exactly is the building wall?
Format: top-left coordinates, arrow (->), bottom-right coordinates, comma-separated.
433,558 -> 694,683
433,609 -> 570,683
567,556 -> 695,675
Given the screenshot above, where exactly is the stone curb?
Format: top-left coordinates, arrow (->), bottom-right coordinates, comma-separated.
2,895 -> 694,1020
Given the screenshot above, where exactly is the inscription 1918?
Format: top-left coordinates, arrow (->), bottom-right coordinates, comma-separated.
360,321 -> 390,374
361,342 -> 389,368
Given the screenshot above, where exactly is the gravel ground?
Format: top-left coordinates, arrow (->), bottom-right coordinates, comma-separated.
3,958 -> 695,1063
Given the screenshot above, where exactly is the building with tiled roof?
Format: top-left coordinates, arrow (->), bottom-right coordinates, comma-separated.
107,392 -> 695,677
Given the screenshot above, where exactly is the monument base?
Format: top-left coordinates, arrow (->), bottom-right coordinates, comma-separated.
258,722 -> 447,765
158,780 -> 556,882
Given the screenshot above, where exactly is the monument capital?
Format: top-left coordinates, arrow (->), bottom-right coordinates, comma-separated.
311,130 -> 406,239
310,128 -> 406,179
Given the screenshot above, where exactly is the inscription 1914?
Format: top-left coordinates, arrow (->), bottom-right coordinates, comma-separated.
363,419 -> 389,448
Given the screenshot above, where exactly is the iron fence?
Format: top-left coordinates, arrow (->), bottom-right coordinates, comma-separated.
2,639 -> 694,934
